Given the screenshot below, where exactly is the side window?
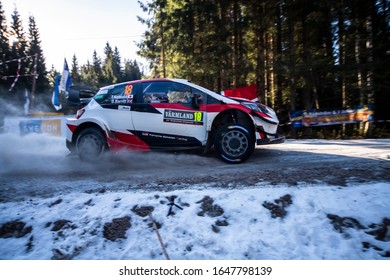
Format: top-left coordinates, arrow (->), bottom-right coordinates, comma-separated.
142,81 -> 204,104
142,82 -> 170,103
94,84 -> 134,104
108,84 -> 134,104
191,88 -> 205,105
206,93 -> 220,104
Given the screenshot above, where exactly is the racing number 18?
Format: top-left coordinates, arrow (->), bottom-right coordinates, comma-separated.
124,85 -> 133,95
194,112 -> 202,122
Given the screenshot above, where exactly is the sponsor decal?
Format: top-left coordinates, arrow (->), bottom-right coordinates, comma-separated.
164,109 -> 204,125
110,95 -> 133,104
19,119 -> 61,136
141,131 -> 188,142
118,105 -> 131,111
291,107 -> 374,128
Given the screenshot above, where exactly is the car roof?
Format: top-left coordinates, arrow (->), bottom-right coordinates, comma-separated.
99,78 -> 238,104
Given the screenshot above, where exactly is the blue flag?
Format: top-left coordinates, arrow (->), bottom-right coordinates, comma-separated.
59,58 -> 72,97
52,74 -> 62,111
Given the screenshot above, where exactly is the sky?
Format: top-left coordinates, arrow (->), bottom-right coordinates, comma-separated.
2,0 -> 148,71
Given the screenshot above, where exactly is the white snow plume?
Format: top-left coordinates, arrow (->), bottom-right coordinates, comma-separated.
0,133 -> 69,174
0,132 -> 215,176
0,87 -> 59,117
102,148 -> 217,171
0,93 -> 25,118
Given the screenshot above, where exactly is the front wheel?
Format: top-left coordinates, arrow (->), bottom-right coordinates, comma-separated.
214,123 -> 255,163
76,127 -> 107,162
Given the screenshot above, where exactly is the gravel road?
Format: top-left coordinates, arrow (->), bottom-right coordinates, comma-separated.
1,136 -> 389,202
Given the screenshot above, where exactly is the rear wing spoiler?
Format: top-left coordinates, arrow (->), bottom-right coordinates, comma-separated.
67,86 -> 98,106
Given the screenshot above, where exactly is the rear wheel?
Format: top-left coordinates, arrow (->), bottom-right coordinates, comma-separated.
214,123 -> 254,163
76,127 -> 107,162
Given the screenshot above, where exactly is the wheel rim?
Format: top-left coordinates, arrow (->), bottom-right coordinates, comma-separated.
221,130 -> 248,158
78,134 -> 103,160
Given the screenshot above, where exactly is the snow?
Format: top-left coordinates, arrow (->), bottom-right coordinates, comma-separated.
1,180 -> 389,260
0,133 -> 389,260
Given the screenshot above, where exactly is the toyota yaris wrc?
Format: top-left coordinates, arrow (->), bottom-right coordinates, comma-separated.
66,78 -> 284,163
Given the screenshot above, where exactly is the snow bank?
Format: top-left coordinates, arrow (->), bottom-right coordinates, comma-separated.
1,183 -> 389,260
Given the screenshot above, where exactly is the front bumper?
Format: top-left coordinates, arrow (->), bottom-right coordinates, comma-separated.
255,123 -> 285,145
257,135 -> 285,145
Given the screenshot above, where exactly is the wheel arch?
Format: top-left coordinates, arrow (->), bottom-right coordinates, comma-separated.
72,121 -> 108,145
209,109 -> 255,142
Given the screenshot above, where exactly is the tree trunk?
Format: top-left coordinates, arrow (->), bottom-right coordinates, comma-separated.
232,0 -> 239,88
366,1 -> 375,107
257,32 -> 266,104
288,10 -> 297,138
288,15 -> 296,112
275,2 -> 283,112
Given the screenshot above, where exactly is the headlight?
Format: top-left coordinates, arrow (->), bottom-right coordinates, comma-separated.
242,102 -> 260,112
242,102 -> 269,114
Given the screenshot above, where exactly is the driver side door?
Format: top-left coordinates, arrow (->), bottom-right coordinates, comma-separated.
130,81 -> 207,149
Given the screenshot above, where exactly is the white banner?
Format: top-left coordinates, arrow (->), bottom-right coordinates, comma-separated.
0,260 -> 388,280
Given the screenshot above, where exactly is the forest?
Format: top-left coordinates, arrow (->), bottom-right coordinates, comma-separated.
137,0 -> 389,136
1,0 -> 389,138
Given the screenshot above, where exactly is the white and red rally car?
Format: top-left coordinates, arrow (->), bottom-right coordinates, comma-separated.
66,78 -> 284,163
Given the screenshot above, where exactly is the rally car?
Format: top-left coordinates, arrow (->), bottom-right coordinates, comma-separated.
66,78 -> 284,163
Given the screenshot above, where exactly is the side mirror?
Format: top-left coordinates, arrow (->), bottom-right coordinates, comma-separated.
191,93 -> 201,109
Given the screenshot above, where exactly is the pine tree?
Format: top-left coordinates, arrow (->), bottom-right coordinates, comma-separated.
0,0 -> 11,91
102,42 -> 117,84
0,1 -> 9,58
137,0 -> 169,78
81,60 -> 99,87
48,64 -> 58,85
92,50 -> 103,86
123,59 -> 142,81
27,15 -> 49,93
112,46 -> 123,82
8,6 -> 28,90
71,54 -> 81,84
372,0 -> 390,121
9,7 -> 28,62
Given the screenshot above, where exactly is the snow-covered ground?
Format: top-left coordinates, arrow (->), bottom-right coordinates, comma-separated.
1,182 -> 390,260
0,133 -> 389,260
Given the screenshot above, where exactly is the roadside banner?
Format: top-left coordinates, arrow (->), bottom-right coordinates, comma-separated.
290,107 -> 374,128
3,114 -> 69,137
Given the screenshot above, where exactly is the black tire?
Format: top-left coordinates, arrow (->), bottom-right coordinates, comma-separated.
214,123 -> 255,163
76,127 -> 107,162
